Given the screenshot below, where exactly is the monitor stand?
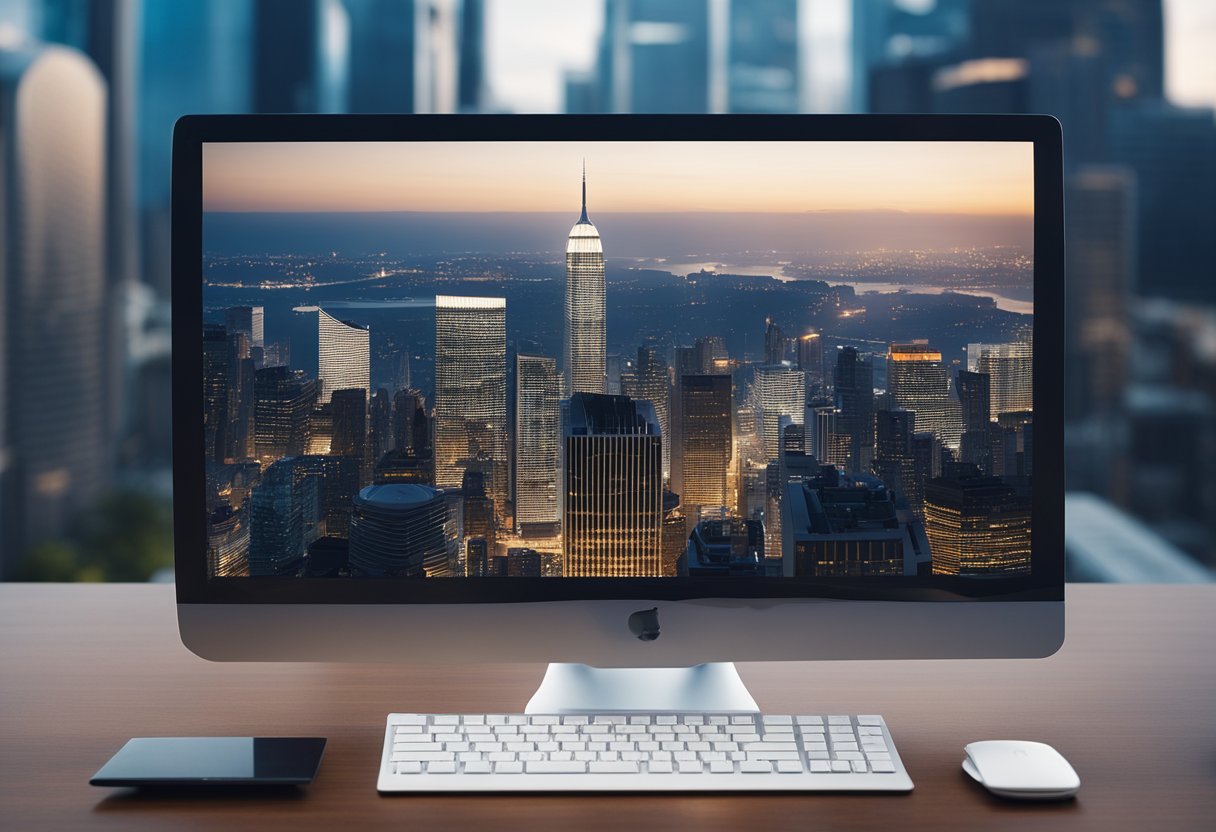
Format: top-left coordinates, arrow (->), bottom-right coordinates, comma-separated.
524,662 -> 760,714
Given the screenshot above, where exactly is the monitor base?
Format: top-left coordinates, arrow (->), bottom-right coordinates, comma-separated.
524,662 -> 760,714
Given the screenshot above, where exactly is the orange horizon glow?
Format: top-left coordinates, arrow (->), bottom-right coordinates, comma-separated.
203,141 -> 1034,217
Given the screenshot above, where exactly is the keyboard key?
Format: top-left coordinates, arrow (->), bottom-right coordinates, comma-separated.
858,726 -> 883,736
830,761 -> 851,772
395,762 -> 422,774
866,752 -> 891,762
834,751 -> 864,761
828,716 -> 851,725
851,760 -> 868,773
763,724 -> 794,734
807,751 -> 830,760
709,761 -> 734,774
495,762 -> 523,774
731,715 -> 754,724
575,751 -> 597,761
648,760 -> 673,773
433,715 -> 460,725
532,716 -> 559,725
739,761 -> 772,773
393,752 -> 454,762
809,761 -> 831,773
795,716 -> 823,725
747,751 -> 800,761
857,716 -> 883,726
394,741 -> 442,752
392,715 -> 427,725
526,761 -> 586,774
463,761 -> 492,774
591,762 -> 640,774
487,752 -> 515,762
832,742 -> 859,752
762,715 -> 793,724
677,761 -> 702,774
744,742 -> 798,752
871,761 -> 896,773
428,761 -> 458,774
776,761 -> 803,773
394,725 -> 425,734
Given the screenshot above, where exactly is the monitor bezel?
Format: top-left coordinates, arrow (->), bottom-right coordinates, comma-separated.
173,114 -> 1064,606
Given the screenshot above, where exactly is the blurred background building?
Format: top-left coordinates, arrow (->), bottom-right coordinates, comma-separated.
0,0 -> 1212,581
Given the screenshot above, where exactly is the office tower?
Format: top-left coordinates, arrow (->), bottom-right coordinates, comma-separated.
465,537 -> 489,577
461,468 -> 495,547
304,536 -> 349,578
956,370 -> 992,472
620,347 -> 671,482
0,42 -> 108,574
811,405 -> 848,469
971,340 -> 1033,417
660,494 -> 687,577
678,517 -> 765,577
206,505 -> 249,578
203,325 -> 230,463
991,412 -> 1034,479
249,458 -> 318,577
887,343 -> 963,450
253,0 -> 348,113
293,306 -> 370,404
433,295 -> 507,493
330,388 -> 368,482
506,547 -> 542,577
515,354 -> 561,533
833,347 -> 874,472
226,331 -> 255,460
224,305 -> 265,353
765,420 -> 818,568
675,375 -> 732,522
797,331 -> 824,394
852,0 -> 968,112
872,409 -> 918,511
598,0 -> 712,113
925,474 -> 1032,577
253,366 -> 318,464
374,450 -> 433,485
753,365 -> 805,461
393,389 -> 429,456
563,394 -> 663,577
782,472 -> 926,577
295,454 -> 361,538
348,484 -> 449,578
397,351 -> 413,394
1109,104 -> 1216,305
728,0 -> 799,113
763,317 -> 785,365
369,388 -> 393,462
565,167 -> 606,395
1065,167 -> 1134,418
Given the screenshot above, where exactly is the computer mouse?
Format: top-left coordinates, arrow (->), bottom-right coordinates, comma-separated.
962,740 -> 1080,800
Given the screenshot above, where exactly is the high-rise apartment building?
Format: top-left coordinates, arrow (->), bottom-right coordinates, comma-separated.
433,295 -> 507,492
888,342 -> 962,450
292,305 -> 370,404
563,393 -> 663,577
514,354 -> 561,532
675,375 -> 733,522
565,167 -> 606,395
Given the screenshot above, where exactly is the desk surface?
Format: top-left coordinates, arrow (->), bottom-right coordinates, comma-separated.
1,584 -> 1213,831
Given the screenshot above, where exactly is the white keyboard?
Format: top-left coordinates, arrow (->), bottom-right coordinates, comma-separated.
377,713 -> 913,792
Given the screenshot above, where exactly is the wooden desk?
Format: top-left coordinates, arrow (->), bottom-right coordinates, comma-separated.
1,584 -> 1212,831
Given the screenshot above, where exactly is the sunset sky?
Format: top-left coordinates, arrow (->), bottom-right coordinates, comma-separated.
202,141 -> 1034,216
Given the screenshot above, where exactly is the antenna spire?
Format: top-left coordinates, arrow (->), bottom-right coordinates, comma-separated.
579,159 -> 589,223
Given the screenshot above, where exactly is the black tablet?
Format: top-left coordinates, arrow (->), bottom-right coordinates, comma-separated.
90,737 -> 327,787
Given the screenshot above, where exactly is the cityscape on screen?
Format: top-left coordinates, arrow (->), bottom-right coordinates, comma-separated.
202,142 -> 1033,581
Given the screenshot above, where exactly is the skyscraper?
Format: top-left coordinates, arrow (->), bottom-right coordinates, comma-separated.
393,389 -> 429,456
888,342 -> 963,450
1,42 -> 108,574
925,473 -> 1032,576
763,317 -> 785,365
433,295 -> 507,495
620,346 -> 671,482
515,354 -> 561,532
203,324 -> 230,463
253,366 -> 317,464
956,370 -> 992,471
564,165 -> 606,395
753,364 -> 805,460
563,393 -> 663,577
329,388 -> 368,479
872,409 -> 918,510
292,306 -> 370,404
675,374 -> 733,523
348,483 -> 449,578
224,305 -> 265,353
797,330 -> 825,394
834,347 -> 875,472
206,504 -> 249,578
971,340 -> 1033,416
249,457 -> 318,577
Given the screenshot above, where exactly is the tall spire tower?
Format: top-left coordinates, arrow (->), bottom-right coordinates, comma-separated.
565,162 -> 606,395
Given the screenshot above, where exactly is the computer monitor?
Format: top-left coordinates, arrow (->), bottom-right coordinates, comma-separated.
173,115 -> 1063,711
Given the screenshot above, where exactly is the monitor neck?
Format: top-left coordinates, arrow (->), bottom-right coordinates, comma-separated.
524,662 -> 759,714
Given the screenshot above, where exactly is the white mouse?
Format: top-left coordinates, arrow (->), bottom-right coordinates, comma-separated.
963,740 -> 1080,800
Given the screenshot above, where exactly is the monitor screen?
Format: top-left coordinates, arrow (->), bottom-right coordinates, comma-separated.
199,138 -> 1036,589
